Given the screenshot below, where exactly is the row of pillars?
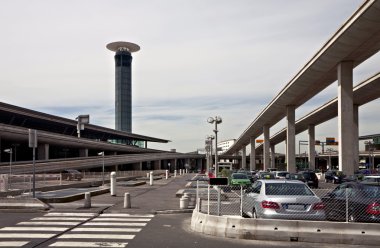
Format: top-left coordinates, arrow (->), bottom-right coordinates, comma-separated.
239,61 -> 357,175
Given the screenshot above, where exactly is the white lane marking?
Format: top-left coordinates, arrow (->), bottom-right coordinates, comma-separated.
0,227 -> 68,231
45,213 -> 96,217
83,222 -> 146,226
58,234 -> 135,240
101,213 -> 154,218
72,227 -> 141,232
0,233 -> 56,238
17,221 -> 80,226
93,218 -> 151,222
32,217 -> 88,221
49,241 -> 128,247
0,241 -> 29,247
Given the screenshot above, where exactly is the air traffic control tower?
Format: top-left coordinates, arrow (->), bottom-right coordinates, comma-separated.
106,41 -> 140,133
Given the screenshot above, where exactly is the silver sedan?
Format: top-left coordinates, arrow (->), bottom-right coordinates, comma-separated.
242,179 -> 326,220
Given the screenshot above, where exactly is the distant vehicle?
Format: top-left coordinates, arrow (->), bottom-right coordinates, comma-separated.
362,175 -> 380,185
256,172 -> 275,180
286,173 -> 306,182
243,180 -> 325,220
267,168 -> 278,172
274,171 -> 289,179
322,182 -> 380,222
62,169 -> 83,181
230,173 -> 252,187
324,170 -> 345,184
299,171 -> 319,188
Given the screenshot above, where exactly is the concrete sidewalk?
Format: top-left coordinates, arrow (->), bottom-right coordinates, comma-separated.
49,173 -> 195,214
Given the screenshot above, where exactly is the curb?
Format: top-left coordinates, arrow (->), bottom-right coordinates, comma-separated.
154,209 -> 194,214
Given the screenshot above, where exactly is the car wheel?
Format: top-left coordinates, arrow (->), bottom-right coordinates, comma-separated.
324,179 -> 328,183
333,179 -> 337,184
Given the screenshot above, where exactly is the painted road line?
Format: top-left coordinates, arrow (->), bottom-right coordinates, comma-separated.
101,213 -> 154,218
32,217 -> 88,221
83,222 -> 147,226
0,227 -> 68,232
45,213 -> 96,217
17,221 -> 80,226
0,233 -> 56,238
49,241 -> 128,247
72,227 -> 141,232
58,234 -> 135,240
0,241 -> 29,247
92,218 -> 151,222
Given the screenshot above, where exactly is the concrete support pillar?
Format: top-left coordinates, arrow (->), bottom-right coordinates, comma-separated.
79,148 -> 88,157
338,61 -> 355,175
38,144 -> 49,160
270,144 -> 275,169
250,137 -> 256,171
308,125 -> 316,171
158,160 -> 162,170
287,105 -> 296,173
241,147 -> 247,170
353,105 -> 359,172
263,125 -> 270,171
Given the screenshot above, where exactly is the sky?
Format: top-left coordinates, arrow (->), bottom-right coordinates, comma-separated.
0,0 -> 379,153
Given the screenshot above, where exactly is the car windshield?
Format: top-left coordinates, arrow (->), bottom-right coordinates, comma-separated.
232,174 -> 248,179
362,185 -> 380,198
265,183 -> 314,196
290,174 -> 304,180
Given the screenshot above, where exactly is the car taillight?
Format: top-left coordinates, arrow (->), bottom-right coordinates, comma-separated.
366,202 -> 380,215
313,202 -> 325,210
261,201 -> 280,209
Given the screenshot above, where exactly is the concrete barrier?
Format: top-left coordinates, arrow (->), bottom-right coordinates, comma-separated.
0,197 -> 50,210
191,210 -> 380,246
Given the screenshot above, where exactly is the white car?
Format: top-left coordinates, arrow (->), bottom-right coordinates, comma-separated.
242,180 -> 325,220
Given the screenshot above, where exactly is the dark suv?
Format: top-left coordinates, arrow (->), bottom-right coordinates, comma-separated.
299,171 -> 319,188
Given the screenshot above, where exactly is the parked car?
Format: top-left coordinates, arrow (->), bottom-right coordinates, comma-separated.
274,171 -> 289,179
256,172 -> 275,180
242,180 -> 325,220
361,175 -> 380,185
62,169 -> 83,181
324,170 -> 345,184
322,182 -> 380,222
285,173 -> 306,183
230,173 -> 252,188
299,171 -> 319,188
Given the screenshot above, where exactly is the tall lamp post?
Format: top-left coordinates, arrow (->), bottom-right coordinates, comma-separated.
205,135 -> 214,174
207,116 -> 222,177
4,148 -> 12,189
98,151 -> 105,185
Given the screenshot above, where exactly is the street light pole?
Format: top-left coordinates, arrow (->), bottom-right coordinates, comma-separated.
207,116 -> 222,177
98,152 -> 105,185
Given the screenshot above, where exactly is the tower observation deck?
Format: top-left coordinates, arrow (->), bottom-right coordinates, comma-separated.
106,41 -> 140,133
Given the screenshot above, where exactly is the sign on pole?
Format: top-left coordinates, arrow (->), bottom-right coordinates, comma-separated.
29,129 -> 37,148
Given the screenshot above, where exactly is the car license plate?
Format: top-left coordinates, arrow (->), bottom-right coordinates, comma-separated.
283,204 -> 307,211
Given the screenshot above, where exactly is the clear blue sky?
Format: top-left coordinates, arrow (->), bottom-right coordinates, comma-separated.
0,0 -> 379,153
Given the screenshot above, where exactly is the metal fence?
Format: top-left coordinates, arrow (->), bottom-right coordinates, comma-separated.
195,181 -> 380,224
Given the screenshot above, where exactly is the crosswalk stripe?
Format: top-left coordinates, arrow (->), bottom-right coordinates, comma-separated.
0,227 -> 68,232
0,241 -> 29,247
45,213 -> 96,217
0,233 -> 56,238
18,221 -> 80,226
92,218 -> 151,222
49,241 -> 128,247
83,222 -> 147,226
32,217 -> 89,221
59,234 -> 135,240
101,213 -> 154,218
72,227 -> 141,232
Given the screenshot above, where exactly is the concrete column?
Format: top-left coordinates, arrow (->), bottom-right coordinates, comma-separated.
241,147 -> 246,170
353,104 -> 359,172
270,144 -> 275,169
338,61 -> 355,175
287,105 -> 296,173
158,160 -> 162,170
263,125 -> 270,171
250,137 -> 256,171
38,144 -> 49,160
308,125 -> 316,171
79,148 -> 88,157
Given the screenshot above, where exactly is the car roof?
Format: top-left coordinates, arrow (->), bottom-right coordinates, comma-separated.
257,179 -> 305,184
364,175 -> 380,178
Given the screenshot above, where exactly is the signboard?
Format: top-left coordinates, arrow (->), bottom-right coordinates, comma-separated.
256,139 -> 264,143
209,177 -> 229,186
315,140 -> 320,145
326,137 -> 335,144
28,129 -> 38,148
